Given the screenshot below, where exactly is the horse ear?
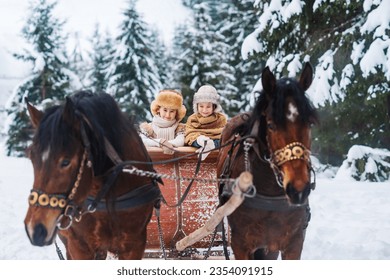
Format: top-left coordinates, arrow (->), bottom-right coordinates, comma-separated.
299,62 -> 313,91
25,97 -> 43,128
262,66 -> 277,97
62,96 -> 76,124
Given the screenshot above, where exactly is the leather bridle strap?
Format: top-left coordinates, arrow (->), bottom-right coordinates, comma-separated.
104,138 -> 123,164
248,120 -> 269,162
78,113 -> 123,165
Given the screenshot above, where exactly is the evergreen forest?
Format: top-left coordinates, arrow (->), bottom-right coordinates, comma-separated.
5,0 -> 390,168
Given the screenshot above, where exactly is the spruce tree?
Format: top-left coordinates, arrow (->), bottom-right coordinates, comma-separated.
69,32 -> 88,87
243,0 -> 390,164
172,2 -> 235,116
149,29 -> 171,88
5,0 -> 75,157
108,0 -> 163,121
86,25 -> 114,92
170,23 -> 194,111
216,0 -> 264,114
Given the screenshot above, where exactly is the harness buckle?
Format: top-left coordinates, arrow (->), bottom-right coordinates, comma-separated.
64,204 -> 76,217
87,203 -> 97,213
56,214 -> 73,230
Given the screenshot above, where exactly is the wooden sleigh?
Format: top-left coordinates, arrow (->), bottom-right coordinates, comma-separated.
144,147 -> 229,259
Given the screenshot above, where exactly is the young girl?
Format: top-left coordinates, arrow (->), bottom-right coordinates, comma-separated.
185,85 -> 227,160
140,89 -> 187,154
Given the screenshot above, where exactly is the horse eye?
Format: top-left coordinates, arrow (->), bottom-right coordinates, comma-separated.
267,122 -> 276,130
61,159 -> 71,168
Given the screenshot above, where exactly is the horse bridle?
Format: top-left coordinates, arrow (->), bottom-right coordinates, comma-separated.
28,113 -> 161,230
28,149 -> 91,229
247,120 -> 316,190
28,116 -> 126,230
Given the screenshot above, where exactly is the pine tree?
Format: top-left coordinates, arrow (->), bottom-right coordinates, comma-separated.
181,0 -> 202,8
6,0 -> 76,157
243,0 -> 390,164
149,28 -> 171,88
170,24 -> 194,111
172,2 -> 235,116
69,32 -> 88,87
108,0 -> 163,121
86,25 -> 114,92
216,0 -> 264,114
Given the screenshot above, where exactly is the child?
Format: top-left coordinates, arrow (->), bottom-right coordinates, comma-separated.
140,89 -> 187,154
185,85 -> 227,160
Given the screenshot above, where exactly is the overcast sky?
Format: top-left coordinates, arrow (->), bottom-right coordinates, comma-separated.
0,0 -> 191,77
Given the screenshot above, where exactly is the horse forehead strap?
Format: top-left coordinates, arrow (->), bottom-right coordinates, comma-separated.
273,142 -> 310,166
78,112 -> 123,165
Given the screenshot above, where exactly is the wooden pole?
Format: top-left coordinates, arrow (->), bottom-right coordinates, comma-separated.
175,171 -> 253,251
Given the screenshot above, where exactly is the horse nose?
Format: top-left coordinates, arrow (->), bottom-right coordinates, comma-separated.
286,183 -> 311,205
31,223 -> 48,246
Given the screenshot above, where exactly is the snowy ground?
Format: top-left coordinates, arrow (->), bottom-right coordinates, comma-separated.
0,153 -> 389,260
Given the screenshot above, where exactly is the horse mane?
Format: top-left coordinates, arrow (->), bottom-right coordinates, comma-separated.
234,77 -> 319,137
34,90 -> 137,175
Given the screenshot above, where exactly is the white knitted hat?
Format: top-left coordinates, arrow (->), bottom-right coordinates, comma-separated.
193,85 -> 222,114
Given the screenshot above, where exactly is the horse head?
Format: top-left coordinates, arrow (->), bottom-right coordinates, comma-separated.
261,62 -> 318,205
24,94 -> 99,246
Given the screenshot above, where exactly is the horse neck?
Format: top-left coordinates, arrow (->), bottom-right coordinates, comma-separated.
115,132 -> 154,193
231,151 -> 283,197
251,157 -> 285,197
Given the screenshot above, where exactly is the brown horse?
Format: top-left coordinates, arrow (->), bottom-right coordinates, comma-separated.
24,91 -> 161,259
217,63 -> 318,260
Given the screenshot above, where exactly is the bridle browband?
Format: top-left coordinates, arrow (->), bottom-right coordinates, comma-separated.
272,142 -> 310,167
267,141 -> 315,190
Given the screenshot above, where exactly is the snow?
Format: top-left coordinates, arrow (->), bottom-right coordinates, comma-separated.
335,145 -> 390,182
0,148 -> 389,260
361,0 -> 390,37
243,0 -> 390,106
0,0 -> 389,266
360,38 -> 389,78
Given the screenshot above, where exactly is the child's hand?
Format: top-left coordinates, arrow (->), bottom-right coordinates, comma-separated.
160,139 -> 175,155
196,138 -> 215,160
196,135 -> 210,146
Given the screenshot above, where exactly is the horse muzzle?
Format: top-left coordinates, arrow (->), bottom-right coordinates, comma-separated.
285,182 -> 311,205
24,207 -> 59,247
25,223 -> 54,246
25,221 -> 58,246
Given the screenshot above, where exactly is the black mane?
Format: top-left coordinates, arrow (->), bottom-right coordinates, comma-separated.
235,77 -> 318,137
34,90 -> 136,175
